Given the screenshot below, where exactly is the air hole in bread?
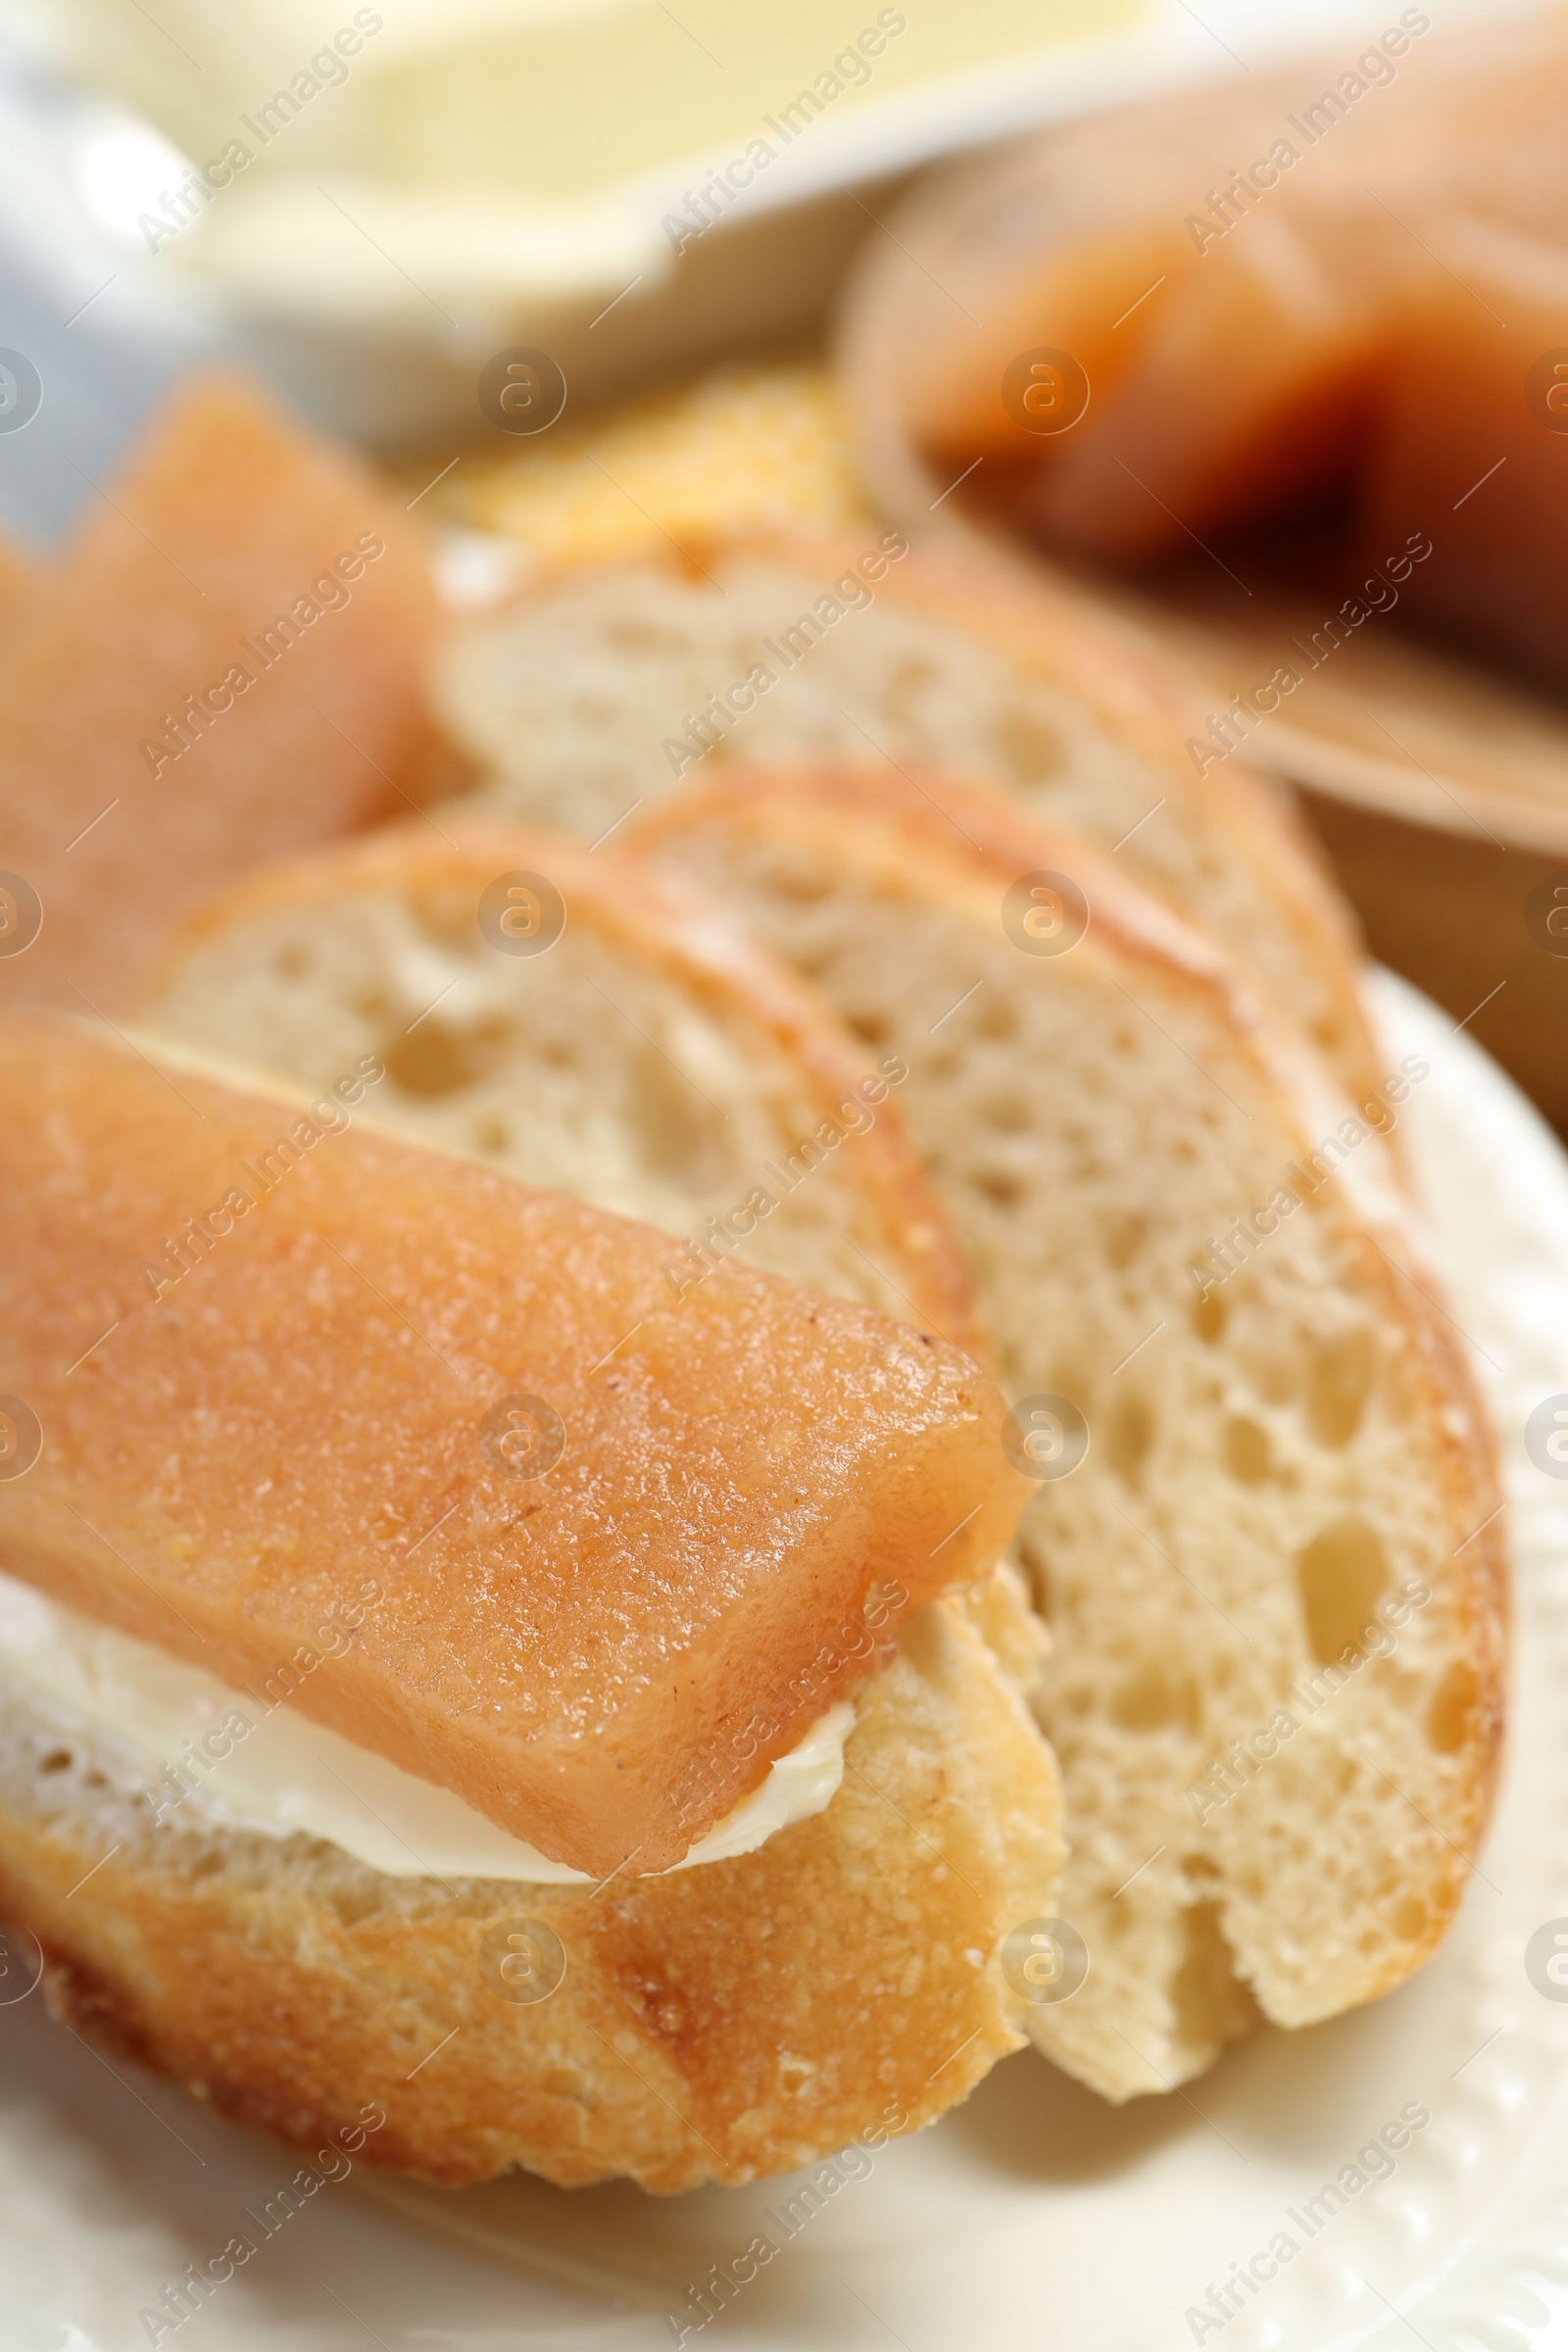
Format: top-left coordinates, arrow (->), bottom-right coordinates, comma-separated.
1426,1659 -> 1478,1755
984,1095 -> 1031,1137
1103,1212 -> 1147,1270
997,706 -> 1065,783
973,1168 -> 1024,1211
1170,1899 -> 1257,2049
1017,1541 -> 1052,1622
38,1748 -> 74,1774
472,1115 -> 509,1155
1306,1329 -> 1375,1450
274,945 -> 310,982
1103,1393 -> 1152,1486
380,1017 -> 512,1100
1392,1894 -> 1428,1943
1223,1415 -> 1271,1485
846,1010 -> 891,1050
1297,1516 -> 1391,1665
1192,1289 -> 1227,1345
1111,1664 -> 1200,1734
625,1044 -> 728,1189
976,997 -> 1017,1045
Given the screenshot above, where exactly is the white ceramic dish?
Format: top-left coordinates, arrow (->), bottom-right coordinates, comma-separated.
1,966 -> 1564,2352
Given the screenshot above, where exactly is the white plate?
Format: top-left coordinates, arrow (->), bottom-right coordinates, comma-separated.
4,968 -> 1567,2352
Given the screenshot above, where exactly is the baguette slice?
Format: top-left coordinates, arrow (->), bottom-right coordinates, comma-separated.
0,376 -> 436,1014
0,1576 -> 1059,2190
0,858 -> 1062,2187
430,534 -> 1379,1110
629,764 -> 1506,2099
133,821 -> 982,1354
0,1016 -> 1023,1881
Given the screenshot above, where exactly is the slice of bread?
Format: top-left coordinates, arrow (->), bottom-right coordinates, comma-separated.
429,534 -> 1380,1110
629,764 -> 1507,2100
0,835 -> 1066,2186
0,1578 -> 1057,2191
134,820 -> 982,1352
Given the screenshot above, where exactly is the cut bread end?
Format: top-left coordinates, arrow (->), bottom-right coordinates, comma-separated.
429,534 -> 1380,1115
628,762 -> 1506,2099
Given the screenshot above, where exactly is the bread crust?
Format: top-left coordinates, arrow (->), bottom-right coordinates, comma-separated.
760,532 -> 1381,1116
136,819 -> 987,1363
0,1594 -> 1063,2190
629,762 -> 1508,2065
0,1015 -> 1026,1880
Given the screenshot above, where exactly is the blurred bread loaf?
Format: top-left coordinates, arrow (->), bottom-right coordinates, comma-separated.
430,536 -> 1381,1110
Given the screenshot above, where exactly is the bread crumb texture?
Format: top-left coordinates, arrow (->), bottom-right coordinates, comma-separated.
636,770 -> 1505,2100
433,539 -> 1376,1107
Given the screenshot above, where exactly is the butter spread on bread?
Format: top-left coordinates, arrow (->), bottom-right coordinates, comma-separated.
0,1569 -> 854,1880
